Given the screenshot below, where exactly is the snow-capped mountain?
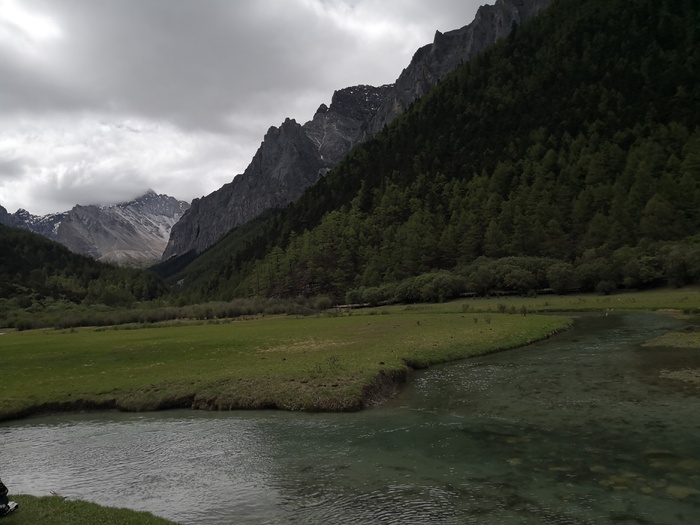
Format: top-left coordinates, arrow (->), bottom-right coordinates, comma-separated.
2,190 -> 190,266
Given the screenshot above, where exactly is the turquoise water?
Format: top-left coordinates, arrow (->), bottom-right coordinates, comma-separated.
2,312 -> 699,524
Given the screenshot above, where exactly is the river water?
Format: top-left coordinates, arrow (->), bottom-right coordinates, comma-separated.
2,312 -> 699,524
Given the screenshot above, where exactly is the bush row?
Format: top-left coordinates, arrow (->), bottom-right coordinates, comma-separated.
1,296 -> 334,331
344,239 -> 700,306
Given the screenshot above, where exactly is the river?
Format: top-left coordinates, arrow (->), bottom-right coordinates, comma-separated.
2,312 -> 699,524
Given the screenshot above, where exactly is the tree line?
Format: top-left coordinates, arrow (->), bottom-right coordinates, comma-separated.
0,225 -> 166,319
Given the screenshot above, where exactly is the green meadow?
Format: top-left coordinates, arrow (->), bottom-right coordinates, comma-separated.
1,306 -> 568,421
1,287 -> 698,422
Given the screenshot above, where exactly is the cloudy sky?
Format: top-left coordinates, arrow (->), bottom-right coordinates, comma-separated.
0,0 -> 487,215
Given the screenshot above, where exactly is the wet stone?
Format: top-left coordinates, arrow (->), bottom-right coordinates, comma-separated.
548,466 -> 574,472
677,459 -> 700,470
642,449 -> 678,459
599,473 -> 638,488
666,485 -> 700,499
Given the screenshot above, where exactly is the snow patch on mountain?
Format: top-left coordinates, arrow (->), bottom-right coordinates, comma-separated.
6,190 -> 190,266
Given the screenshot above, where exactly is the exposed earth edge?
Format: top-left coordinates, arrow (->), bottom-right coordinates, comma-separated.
1,324 -> 571,423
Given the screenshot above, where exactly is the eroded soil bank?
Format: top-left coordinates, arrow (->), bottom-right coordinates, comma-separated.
0,317 -> 570,422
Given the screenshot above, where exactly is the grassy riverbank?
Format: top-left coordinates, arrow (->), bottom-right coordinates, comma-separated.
1,287 -> 697,422
4,495 -> 176,524
0,306 -> 568,421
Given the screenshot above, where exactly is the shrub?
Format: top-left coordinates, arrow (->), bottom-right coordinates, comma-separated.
546,262 -> 575,294
394,271 -> 466,304
595,280 -> 617,295
14,317 -> 37,331
361,283 -> 397,306
313,296 -> 333,310
344,288 -> 364,305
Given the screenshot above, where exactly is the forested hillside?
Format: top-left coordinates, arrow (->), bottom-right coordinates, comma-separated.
0,225 -> 166,314
165,0 -> 700,303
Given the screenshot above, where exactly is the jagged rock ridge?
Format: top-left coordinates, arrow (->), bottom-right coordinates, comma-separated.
369,0 -> 553,133
4,190 -> 190,266
163,0 -> 552,260
9,209 -> 66,239
163,84 -> 393,258
0,205 -> 17,228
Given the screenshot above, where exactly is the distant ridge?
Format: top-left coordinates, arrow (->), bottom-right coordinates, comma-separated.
3,190 -> 190,266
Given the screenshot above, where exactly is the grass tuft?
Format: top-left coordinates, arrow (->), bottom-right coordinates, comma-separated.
5,495 -> 177,524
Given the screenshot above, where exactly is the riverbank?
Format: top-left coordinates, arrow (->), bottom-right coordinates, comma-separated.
2,287 -> 698,423
0,307 -> 569,422
4,495 -> 177,524
4,309 -> 699,525
643,323 -> 700,391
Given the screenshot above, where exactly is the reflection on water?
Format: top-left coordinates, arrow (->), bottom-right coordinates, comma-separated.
2,312 -> 699,524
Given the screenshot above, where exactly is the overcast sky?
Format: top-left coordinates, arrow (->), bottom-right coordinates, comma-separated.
0,0 -> 488,215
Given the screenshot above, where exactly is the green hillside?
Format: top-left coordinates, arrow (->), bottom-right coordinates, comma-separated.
164,0 -> 700,303
0,225 -> 166,327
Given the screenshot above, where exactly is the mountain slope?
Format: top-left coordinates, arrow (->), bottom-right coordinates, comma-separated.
369,0 -> 551,134
164,0 -> 700,301
162,85 -> 393,259
7,191 -> 189,266
163,0 -> 551,260
0,205 -> 16,228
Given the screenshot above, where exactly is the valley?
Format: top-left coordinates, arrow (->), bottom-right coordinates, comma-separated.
1,0 -> 699,523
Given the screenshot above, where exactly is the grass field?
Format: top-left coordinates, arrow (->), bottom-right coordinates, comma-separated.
4,495 -> 176,525
1,287 -> 698,422
0,307 -> 569,421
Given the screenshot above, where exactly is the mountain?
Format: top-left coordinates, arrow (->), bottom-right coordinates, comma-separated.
1,205 -> 66,237
368,0 -> 552,134
10,209 -> 66,239
162,0 -> 552,260
8,191 -> 189,266
162,85 -> 393,259
0,205 -> 17,227
161,0 -> 700,302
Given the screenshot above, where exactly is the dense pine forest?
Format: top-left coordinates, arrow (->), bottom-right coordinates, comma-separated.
160,0 -> 700,304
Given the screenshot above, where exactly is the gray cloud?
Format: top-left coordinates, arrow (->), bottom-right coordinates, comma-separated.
0,0 -> 487,214
0,158 -> 26,180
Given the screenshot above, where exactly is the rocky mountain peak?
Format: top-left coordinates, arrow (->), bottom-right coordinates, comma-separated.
0,204 -> 17,227
120,189 -> 190,219
327,85 -> 394,122
13,209 -> 34,221
163,0 -> 552,261
369,0 -> 552,133
8,191 -> 190,266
